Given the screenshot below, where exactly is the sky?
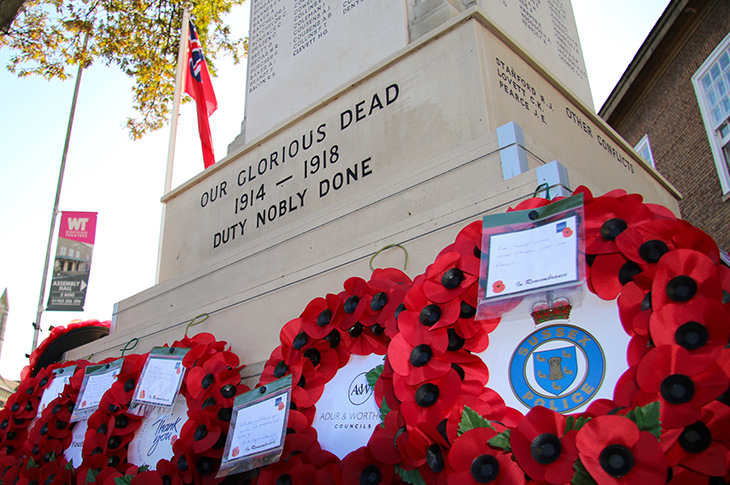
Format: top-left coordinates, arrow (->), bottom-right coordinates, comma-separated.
0,0 -> 671,380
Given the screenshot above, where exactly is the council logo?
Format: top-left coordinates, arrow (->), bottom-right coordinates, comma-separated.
347,372 -> 374,406
509,324 -> 605,413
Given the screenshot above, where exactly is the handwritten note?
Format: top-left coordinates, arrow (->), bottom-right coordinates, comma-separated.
133,357 -> 184,407
76,368 -> 119,411
226,392 -> 289,460
485,215 -> 578,299
37,367 -> 74,417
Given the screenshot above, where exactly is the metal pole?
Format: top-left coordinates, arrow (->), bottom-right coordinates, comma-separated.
32,31 -> 90,352
156,2 -> 191,283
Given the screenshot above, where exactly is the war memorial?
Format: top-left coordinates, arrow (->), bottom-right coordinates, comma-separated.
6,1 -> 728,484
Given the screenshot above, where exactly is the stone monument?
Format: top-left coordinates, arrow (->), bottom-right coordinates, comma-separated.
69,0 -> 679,395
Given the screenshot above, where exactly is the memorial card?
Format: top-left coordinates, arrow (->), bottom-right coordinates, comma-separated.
71,358 -> 123,422
484,215 -> 579,299
37,365 -> 76,417
477,194 -> 586,321
217,375 -> 292,478
130,347 -> 189,414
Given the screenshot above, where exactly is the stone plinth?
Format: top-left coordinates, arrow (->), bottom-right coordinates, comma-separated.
67,10 -> 678,376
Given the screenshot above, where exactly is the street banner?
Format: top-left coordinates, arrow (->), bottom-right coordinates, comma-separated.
47,211 -> 97,311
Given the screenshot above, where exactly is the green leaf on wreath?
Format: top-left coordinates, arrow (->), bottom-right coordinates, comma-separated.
488,429 -> 512,452
85,469 -> 99,484
139,465 -> 150,473
65,459 -> 74,470
624,401 -> 661,438
379,397 -> 391,427
572,459 -> 598,485
366,364 -> 384,390
26,457 -> 38,469
395,464 -> 427,485
114,475 -> 134,485
564,415 -> 591,433
458,405 -> 494,436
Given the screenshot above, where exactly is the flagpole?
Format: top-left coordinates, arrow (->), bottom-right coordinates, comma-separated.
156,2 -> 191,283
32,30 -> 90,352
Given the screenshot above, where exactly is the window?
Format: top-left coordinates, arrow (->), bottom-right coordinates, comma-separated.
692,32 -> 730,196
634,134 -> 655,168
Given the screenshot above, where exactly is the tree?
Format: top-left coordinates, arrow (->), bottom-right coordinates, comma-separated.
0,0 -> 247,138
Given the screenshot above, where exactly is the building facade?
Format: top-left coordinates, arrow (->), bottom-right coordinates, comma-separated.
600,0 -> 730,250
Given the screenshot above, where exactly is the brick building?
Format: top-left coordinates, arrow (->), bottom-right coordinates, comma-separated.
600,0 -> 730,250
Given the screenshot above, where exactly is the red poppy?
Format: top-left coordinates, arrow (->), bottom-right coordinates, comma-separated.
301,294 -> 344,340
290,359 -> 327,409
338,319 -> 389,356
583,193 -> 653,255
398,284 -> 458,350
130,470 -> 164,484
257,454 -> 317,485
613,366 -> 640,409
340,446 -> 394,485
339,277 -> 374,331
661,401 -> 730,477
367,410 -> 406,466
448,221 -> 483,277
446,427 -> 525,485
444,391 -> 509,444
635,345 -> 728,429
395,368 -> 462,429
616,220 -> 720,268
154,459 -> 184,485
651,249 -> 722,309
388,334 -> 451,386
649,297 -> 729,365
491,281 -> 505,294
423,252 -> 477,304
626,335 -> 654,368
175,410 -> 221,456
510,406 -> 578,484
617,270 -> 656,338
575,414 -> 666,485
589,252 -> 637,301
186,352 -> 242,402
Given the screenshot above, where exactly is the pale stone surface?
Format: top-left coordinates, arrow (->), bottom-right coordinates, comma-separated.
68,12 -> 679,372
231,0 -> 592,153
230,0 -> 408,148
476,0 -> 593,110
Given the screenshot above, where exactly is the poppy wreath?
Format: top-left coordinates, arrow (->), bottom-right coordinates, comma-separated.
22,319 -> 111,380
252,268 -> 414,485
364,185 -> 730,485
21,360 -> 92,484
74,332 -> 250,485
0,361 -> 77,485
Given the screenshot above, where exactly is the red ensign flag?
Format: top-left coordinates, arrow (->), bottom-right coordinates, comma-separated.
185,21 -> 218,168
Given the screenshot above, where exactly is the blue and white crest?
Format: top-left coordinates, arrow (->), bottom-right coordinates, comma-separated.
533,346 -> 577,396
509,324 -> 606,413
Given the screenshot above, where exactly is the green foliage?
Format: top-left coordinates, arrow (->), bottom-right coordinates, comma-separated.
1,0 -> 247,138
564,415 -> 591,433
488,429 -> 512,452
366,364 -> 383,390
114,476 -> 134,485
457,405 -> 494,436
395,465 -> 427,485
379,397 -> 390,427
624,401 -> 661,439
85,469 -> 99,484
572,459 -> 597,485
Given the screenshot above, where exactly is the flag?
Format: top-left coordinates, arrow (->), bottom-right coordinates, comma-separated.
185,21 -> 218,168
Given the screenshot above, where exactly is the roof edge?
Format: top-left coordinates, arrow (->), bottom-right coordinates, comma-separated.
598,0 -> 690,120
